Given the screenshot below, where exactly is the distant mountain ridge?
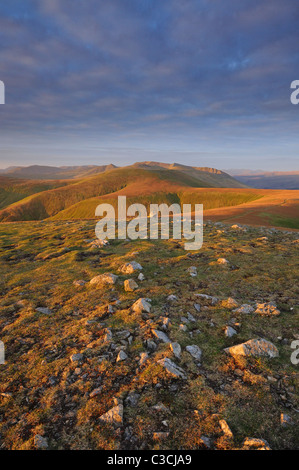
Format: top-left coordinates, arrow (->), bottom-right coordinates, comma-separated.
226,170 -> 299,190
0,162 -> 248,221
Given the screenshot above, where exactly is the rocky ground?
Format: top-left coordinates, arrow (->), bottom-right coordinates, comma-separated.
0,220 -> 298,450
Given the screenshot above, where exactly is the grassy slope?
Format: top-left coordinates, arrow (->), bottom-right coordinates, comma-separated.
0,176 -> 70,210
0,167 -> 248,222
0,220 -> 298,450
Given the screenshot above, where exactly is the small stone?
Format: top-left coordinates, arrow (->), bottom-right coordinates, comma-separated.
73,280 -> 86,287
36,307 -> 52,315
139,352 -> 149,366
138,272 -> 145,281
187,312 -> 196,322
219,419 -> 233,439
225,338 -> 279,359
194,303 -> 201,312
167,294 -> 178,302
152,402 -> 170,413
233,304 -> 254,314
195,294 -> 219,305
89,387 -> 102,398
34,434 -> 48,450
179,324 -> 187,332
242,437 -> 271,450
124,279 -> 139,292
186,345 -> 202,361
255,302 -> 280,316
221,297 -> 239,309
170,342 -> 181,359
217,258 -> 229,265
199,436 -> 212,448
280,413 -> 293,427
120,262 -> 143,274
187,266 -> 197,277
70,353 -> 83,363
116,350 -> 128,362
152,329 -> 170,343
125,392 -> 140,407
225,326 -> 237,338
90,273 -> 118,286
99,403 -> 123,427
158,358 -> 187,379
132,298 -> 151,313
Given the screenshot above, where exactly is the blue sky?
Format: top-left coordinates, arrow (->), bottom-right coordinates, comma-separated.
0,0 -> 298,170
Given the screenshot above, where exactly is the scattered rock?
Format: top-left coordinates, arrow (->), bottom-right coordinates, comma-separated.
132,298 -> 151,313
89,387 -> 102,398
152,402 -> 170,413
158,358 -> 187,379
225,326 -> 237,338
139,352 -> 149,366
217,258 -> 229,265
255,302 -> 280,316
120,262 -> 143,274
242,437 -> 271,450
233,304 -> 254,314
170,342 -> 181,359
280,413 -> 293,427
194,303 -> 201,312
70,353 -> 83,363
90,273 -> 118,286
34,434 -> 48,450
179,324 -> 187,332
195,294 -> 219,305
219,419 -> 233,439
138,272 -> 145,281
186,345 -> 202,361
124,279 -> 138,292
99,403 -> 123,427
125,392 -> 140,407
152,329 -> 170,343
167,294 -> 178,302
116,350 -> 128,362
73,280 -> 86,287
221,297 -> 239,309
36,307 -> 52,315
225,338 -> 279,358
187,266 -> 197,277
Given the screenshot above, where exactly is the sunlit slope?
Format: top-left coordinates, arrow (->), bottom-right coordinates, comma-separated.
0,166 -> 247,222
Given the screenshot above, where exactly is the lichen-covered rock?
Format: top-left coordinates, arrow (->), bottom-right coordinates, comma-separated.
34,434 -> 48,450
186,345 -> 202,361
225,326 -> 237,337
124,279 -> 138,292
90,273 -> 118,286
158,358 -> 187,379
152,329 -> 170,343
225,338 -> 279,358
255,302 -> 280,316
99,403 -> 123,427
120,262 -> 143,274
242,437 -> 271,450
132,298 -> 151,313
221,297 -> 239,309
233,304 -> 254,314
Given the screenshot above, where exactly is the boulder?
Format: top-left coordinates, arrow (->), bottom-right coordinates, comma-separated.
224,338 -> 279,358
90,273 -> 118,286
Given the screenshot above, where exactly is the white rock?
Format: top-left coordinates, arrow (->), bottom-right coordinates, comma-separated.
233,304 -> 254,314
170,342 -> 181,359
158,358 -> 187,379
90,273 -> 118,286
224,338 -> 279,358
99,403 -> 123,427
186,345 -> 202,361
138,272 -> 145,281
225,326 -> 237,338
152,329 -> 170,343
132,298 -> 151,313
116,350 -> 128,362
120,262 -> 143,274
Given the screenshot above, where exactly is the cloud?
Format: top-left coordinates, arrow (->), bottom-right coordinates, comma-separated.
0,0 -> 298,169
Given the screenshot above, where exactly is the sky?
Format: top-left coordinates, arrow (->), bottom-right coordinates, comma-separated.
0,0 -> 298,171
